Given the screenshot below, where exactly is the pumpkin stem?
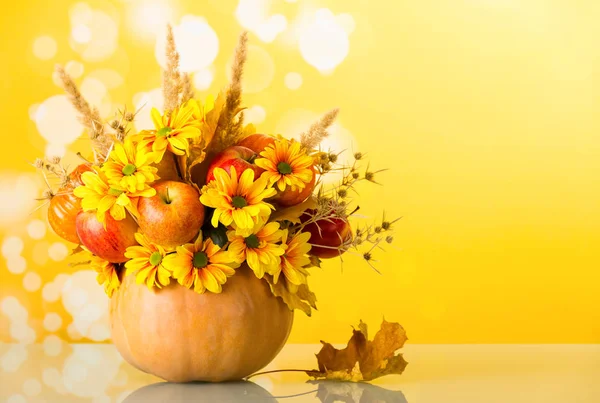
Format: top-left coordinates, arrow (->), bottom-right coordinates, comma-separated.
244,368 -> 315,380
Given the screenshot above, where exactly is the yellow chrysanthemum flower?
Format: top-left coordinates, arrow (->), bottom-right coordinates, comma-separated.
124,233 -> 172,290
255,138 -> 314,192
135,101 -> 201,161
73,167 -> 155,224
272,229 -> 312,287
90,255 -> 120,297
103,137 -> 160,193
200,167 -> 277,236
162,234 -> 239,294
227,220 -> 285,279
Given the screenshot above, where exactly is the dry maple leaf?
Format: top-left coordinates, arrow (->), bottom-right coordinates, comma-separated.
265,275 -> 317,316
307,320 -> 408,382
269,196 -> 318,224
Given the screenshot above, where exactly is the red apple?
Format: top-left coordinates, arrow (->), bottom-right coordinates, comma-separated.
76,210 -> 138,263
206,146 -> 264,183
301,209 -> 353,259
138,181 -> 205,248
236,133 -> 276,154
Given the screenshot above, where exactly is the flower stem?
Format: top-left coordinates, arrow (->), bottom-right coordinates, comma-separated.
244,369 -> 313,380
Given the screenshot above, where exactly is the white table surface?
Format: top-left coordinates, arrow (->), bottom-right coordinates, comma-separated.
1,343 -> 598,402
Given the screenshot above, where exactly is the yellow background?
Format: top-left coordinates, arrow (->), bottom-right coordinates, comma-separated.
0,0 -> 598,344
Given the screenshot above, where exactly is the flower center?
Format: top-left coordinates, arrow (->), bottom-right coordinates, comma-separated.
157,127 -> 173,137
122,163 -> 137,176
193,251 -> 209,269
108,187 -> 124,197
245,234 -> 260,249
277,161 -> 293,175
232,196 -> 248,208
149,251 -> 163,266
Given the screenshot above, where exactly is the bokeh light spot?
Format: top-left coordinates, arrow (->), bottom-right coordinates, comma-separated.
43,312 -> 63,332
298,8 -> 350,73
23,272 -> 42,292
193,68 -> 214,91
27,219 -> 47,239
244,105 -> 267,125
155,16 -> 219,73
33,36 -> 57,60
48,242 -> 69,262
284,72 -> 303,90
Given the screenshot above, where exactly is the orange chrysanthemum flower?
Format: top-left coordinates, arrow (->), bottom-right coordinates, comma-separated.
90,255 -> 120,297
162,234 -> 239,294
227,220 -> 285,279
200,167 -> 276,236
272,229 -> 312,287
124,233 -> 172,290
103,137 -> 160,193
255,138 -> 314,192
135,101 -> 201,161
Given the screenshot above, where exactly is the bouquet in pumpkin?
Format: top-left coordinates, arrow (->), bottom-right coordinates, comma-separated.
35,30 -> 399,382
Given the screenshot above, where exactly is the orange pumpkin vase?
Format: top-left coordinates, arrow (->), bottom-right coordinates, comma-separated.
110,266 -> 294,382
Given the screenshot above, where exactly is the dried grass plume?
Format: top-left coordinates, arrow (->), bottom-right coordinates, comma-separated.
163,25 -> 183,113
300,108 -> 340,150
213,31 -> 249,151
55,65 -> 110,163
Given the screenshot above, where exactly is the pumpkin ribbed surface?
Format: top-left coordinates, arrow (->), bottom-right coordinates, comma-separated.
110,266 -> 293,382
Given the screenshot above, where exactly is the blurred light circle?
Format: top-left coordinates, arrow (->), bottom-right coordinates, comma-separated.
48,242 -> 69,261
128,0 -> 174,40
42,368 -> 61,387
10,322 -> 36,344
89,323 -> 111,341
45,143 -> 67,158
23,272 -> 42,292
337,13 -> 356,35
80,77 -> 107,106
235,0 -> 287,43
42,283 -> 61,302
299,8 -> 349,72
44,312 -> 63,332
27,220 -> 47,240
0,175 -> 39,227
193,68 -> 214,90
71,24 -> 92,44
7,256 -> 27,275
1,345 -> 28,373
65,60 -> 85,78
155,16 -> 219,73
7,394 -> 27,403
33,36 -> 57,60
2,236 -> 24,258
1,296 -> 27,319
284,72 -> 303,90
69,2 -> 93,24
28,104 -> 40,121
70,9 -> 118,62
227,45 -> 275,94
244,105 -> 267,125
23,379 -> 42,397
35,95 -> 83,146
43,335 -> 63,356
67,323 -> 84,341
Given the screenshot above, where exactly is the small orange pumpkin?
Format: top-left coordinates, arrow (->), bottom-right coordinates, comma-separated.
110,266 -> 293,382
47,164 -> 92,243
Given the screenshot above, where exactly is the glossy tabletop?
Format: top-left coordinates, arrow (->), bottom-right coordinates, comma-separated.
1,343 -> 598,402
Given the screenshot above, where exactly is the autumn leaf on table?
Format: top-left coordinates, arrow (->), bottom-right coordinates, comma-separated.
310,381 -> 408,403
307,320 -> 408,382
